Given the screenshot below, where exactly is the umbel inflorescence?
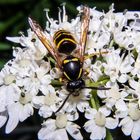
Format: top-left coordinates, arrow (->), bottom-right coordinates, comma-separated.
1,3 -> 140,140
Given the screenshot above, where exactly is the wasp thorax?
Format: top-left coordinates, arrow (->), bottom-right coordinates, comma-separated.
62,55 -> 83,82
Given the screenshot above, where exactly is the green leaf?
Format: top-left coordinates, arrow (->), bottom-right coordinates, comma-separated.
0,42 -> 11,50
0,12 -> 23,34
97,75 -> 110,83
0,60 -> 6,69
0,0 -> 27,4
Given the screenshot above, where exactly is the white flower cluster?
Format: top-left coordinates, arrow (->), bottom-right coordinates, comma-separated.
1,3 -> 140,140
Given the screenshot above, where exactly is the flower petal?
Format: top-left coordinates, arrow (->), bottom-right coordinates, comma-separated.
67,110 -> 79,121
132,120 -> 140,140
84,120 -> 95,132
99,106 -> 111,116
6,103 -> 21,133
105,117 -> 118,129
118,74 -> 128,83
39,106 -> 53,118
19,104 -> 33,122
77,101 -> 88,112
119,116 -> 133,136
90,125 -> 106,140
85,108 -> 97,119
0,113 -> 7,128
115,99 -> 127,111
66,122 -> 83,140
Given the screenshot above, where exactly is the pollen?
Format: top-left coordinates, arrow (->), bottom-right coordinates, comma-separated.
19,93 -> 32,105
19,59 -> 30,68
94,112 -> 106,126
55,114 -> 67,129
4,74 -> 16,85
129,108 -> 140,121
44,93 -> 58,106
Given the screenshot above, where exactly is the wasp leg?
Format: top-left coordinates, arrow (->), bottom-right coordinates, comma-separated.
84,50 -> 109,60
59,76 -> 67,84
55,92 -> 72,113
83,69 -> 90,77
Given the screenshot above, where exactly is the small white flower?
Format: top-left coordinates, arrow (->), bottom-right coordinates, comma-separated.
84,107 -> 118,140
98,82 -> 128,111
131,54 -> 140,78
57,88 -> 91,120
88,60 -> 103,82
33,85 -> 61,118
128,79 -> 140,108
5,88 -> 34,134
103,49 -> 134,83
38,113 -> 83,140
16,60 -> 52,95
0,63 -> 21,106
7,29 -> 47,60
119,102 -> 140,140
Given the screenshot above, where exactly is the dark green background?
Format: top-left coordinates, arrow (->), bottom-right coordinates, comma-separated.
0,0 -> 140,70
0,0 -> 139,139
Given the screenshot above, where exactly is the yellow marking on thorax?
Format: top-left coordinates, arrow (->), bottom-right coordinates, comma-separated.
77,68 -> 82,79
64,72 -> 71,80
72,58 -> 79,62
63,58 -> 79,64
63,59 -> 70,64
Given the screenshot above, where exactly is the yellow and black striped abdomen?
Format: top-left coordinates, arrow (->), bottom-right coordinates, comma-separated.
53,30 -> 77,54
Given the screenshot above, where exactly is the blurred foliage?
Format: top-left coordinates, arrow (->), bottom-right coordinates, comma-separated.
0,0 -> 140,139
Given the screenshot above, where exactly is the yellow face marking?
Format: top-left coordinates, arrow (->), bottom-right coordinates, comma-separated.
77,68 -> 83,79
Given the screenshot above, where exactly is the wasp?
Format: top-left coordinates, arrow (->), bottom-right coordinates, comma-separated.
28,6 -> 110,112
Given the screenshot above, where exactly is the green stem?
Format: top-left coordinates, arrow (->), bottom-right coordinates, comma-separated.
90,90 -> 100,110
90,95 -> 97,109
106,129 -> 113,140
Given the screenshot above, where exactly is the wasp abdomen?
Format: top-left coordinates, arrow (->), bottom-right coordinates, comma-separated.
53,30 -> 77,54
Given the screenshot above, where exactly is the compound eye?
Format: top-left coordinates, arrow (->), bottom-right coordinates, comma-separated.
67,83 -> 74,92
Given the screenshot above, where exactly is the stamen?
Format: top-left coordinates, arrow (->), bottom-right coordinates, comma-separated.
18,31 -> 24,37
61,2 -> 67,22
46,21 -> 50,30
44,8 -> 52,24
58,7 -> 62,24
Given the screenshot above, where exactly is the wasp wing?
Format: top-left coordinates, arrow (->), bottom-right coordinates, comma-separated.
79,6 -> 90,63
28,17 -> 62,69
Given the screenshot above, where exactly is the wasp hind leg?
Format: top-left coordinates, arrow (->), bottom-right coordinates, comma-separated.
84,50 -> 109,60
